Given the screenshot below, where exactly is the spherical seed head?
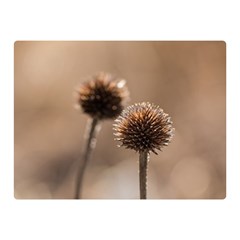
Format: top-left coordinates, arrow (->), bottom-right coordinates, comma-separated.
77,72 -> 129,120
113,102 -> 174,154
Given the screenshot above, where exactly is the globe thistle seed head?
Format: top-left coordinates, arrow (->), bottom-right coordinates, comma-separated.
113,102 -> 174,154
77,72 -> 129,120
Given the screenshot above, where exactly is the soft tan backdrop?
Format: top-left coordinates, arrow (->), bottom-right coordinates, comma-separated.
14,41 -> 226,199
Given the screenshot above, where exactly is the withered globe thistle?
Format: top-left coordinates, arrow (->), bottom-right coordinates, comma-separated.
114,102 -> 174,154
77,72 -> 129,120
74,72 -> 129,199
113,102 -> 174,199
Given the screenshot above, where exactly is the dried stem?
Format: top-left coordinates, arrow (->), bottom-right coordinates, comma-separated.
74,117 -> 100,199
139,151 -> 149,199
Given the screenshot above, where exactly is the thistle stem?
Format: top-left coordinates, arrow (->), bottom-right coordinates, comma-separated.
75,117 -> 99,199
139,151 -> 149,199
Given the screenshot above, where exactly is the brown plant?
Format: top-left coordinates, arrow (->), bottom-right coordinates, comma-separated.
113,102 -> 174,199
74,72 -> 129,199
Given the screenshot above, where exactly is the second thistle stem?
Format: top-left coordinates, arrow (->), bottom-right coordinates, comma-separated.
139,150 -> 149,199
75,117 -> 99,199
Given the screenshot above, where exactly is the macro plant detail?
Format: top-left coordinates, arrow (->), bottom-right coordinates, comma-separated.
113,102 -> 174,199
14,41 -> 226,200
74,72 -> 129,199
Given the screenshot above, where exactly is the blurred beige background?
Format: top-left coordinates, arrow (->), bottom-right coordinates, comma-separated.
14,41 -> 226,199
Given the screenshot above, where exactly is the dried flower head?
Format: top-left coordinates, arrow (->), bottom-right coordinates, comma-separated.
113,102 -> 174,154
77,72 -> 129,119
